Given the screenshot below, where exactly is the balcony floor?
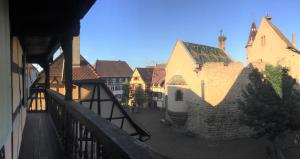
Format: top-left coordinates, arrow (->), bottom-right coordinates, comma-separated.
19,112 -> 66,159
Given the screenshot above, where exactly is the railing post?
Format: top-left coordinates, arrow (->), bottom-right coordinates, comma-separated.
45,63 -> 50,111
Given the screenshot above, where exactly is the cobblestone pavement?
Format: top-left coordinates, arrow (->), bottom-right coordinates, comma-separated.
128,108 -> 270,159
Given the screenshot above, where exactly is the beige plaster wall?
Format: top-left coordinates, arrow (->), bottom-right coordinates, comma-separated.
247,18 -> 300,82
166,40 -> 245,113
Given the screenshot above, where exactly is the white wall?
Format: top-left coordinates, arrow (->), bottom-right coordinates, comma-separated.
11,37 -> 27,159
0,0 -> 12,149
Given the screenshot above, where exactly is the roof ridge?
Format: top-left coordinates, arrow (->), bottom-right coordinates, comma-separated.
81,55 -> 100,78
264,18 -> 300,53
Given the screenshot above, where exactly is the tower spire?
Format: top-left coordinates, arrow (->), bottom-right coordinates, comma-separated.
218,30 -> 226,50
246,21 -> 257,48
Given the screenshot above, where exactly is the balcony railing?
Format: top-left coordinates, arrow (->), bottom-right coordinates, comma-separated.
28,87 -> 47,112
26,88 -> 168,159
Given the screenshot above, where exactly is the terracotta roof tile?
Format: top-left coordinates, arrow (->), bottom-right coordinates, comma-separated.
38,53 -> 99,82
151,67 -> 165,86
136,68 -> 154,84
94,60 -> 133,78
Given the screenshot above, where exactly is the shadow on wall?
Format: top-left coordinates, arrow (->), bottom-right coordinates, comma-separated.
167,65 -> 255,139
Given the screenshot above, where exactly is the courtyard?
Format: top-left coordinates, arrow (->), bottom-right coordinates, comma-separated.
128,108 -> 300,159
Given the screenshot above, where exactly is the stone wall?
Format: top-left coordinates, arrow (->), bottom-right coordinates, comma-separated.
186,102 -> 251,139
184,66 -> 253,139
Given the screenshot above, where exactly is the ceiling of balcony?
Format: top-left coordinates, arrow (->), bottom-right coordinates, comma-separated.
9,0 -> 96,65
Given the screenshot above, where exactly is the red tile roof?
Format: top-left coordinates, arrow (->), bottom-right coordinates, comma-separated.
136,68 -> 154,84
151,67 -> 165,87
38,53 -> 99,82
94,60 -> 133,78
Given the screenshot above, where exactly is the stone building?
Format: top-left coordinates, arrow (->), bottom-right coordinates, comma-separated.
246,16 -> 300,80
165,33 -> 250,139
94,60 -> 133,101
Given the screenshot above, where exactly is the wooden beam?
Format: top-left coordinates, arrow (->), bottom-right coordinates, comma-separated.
60,33 -> 73,100
45,62 -> 50,89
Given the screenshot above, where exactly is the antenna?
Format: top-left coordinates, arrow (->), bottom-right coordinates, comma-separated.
265,13 -> 272,20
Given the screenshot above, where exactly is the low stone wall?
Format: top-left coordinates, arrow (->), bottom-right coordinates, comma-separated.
167,110 -> 188,126
186,101 -> 250,140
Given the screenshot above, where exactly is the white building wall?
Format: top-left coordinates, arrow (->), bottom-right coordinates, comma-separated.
0,0 -> 12,152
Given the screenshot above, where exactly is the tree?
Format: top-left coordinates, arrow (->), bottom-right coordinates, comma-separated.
238,65 -> 300,154
122,82 -> 130,107
133,85 -> 146,108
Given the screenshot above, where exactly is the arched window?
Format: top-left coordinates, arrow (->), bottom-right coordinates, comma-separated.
175,90 -> 183,101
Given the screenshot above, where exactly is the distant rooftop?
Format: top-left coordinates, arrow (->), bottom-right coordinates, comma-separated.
94,60 -> 133,78
136,67 -> 154,84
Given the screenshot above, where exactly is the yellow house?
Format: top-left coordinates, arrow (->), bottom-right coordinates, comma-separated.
246,16 -> 300,81
129,67 -> 154,107
165,34 -> 250,139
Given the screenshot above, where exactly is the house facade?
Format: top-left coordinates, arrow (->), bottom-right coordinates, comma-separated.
129,67 -> 154,107
150,64 -> 166,108
36,40 -> 149,140
246,16 -> 300,81
165,35 -> 250,139
94,60 -> 133,101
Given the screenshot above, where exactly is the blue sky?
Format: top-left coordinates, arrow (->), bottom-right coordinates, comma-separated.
79,0 -> 300,69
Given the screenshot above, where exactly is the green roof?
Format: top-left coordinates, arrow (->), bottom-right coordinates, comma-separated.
183,41 -> 232,65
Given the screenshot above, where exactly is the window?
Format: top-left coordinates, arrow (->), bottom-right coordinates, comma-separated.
157,92 -> 162,99
175,90 -> 183,101
261,35 -> 266,46
115,85 -> 123,90
134,77 -> 139,81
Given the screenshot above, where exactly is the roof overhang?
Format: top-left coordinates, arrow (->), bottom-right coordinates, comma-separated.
9,0 -> 96,65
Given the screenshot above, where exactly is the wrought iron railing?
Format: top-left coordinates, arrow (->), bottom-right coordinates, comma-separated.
46,89 -> 168,159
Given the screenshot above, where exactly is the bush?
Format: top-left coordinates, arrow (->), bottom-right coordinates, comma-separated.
239,65 -> 300,146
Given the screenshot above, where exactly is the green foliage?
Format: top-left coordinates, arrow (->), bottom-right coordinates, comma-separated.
133,86 -> 146,107
122,82 -> 130,105
264,65 -> 283,97
239,65 -> 300,142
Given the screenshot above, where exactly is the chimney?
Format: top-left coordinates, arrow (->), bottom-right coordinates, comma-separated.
292,32 -> 296,48
72,36 -> 80,67
218,30 -> 226,50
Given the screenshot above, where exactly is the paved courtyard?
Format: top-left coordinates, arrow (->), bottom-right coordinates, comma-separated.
128,108 -> 300,159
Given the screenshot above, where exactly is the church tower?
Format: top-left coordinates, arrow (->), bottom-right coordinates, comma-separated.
246,21 -> 257,63
218,30 -> 226,51
246,22 -> 257,47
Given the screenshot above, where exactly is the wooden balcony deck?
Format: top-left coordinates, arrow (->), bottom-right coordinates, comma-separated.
19,112 -> 66,159
18,88 -> 167,159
